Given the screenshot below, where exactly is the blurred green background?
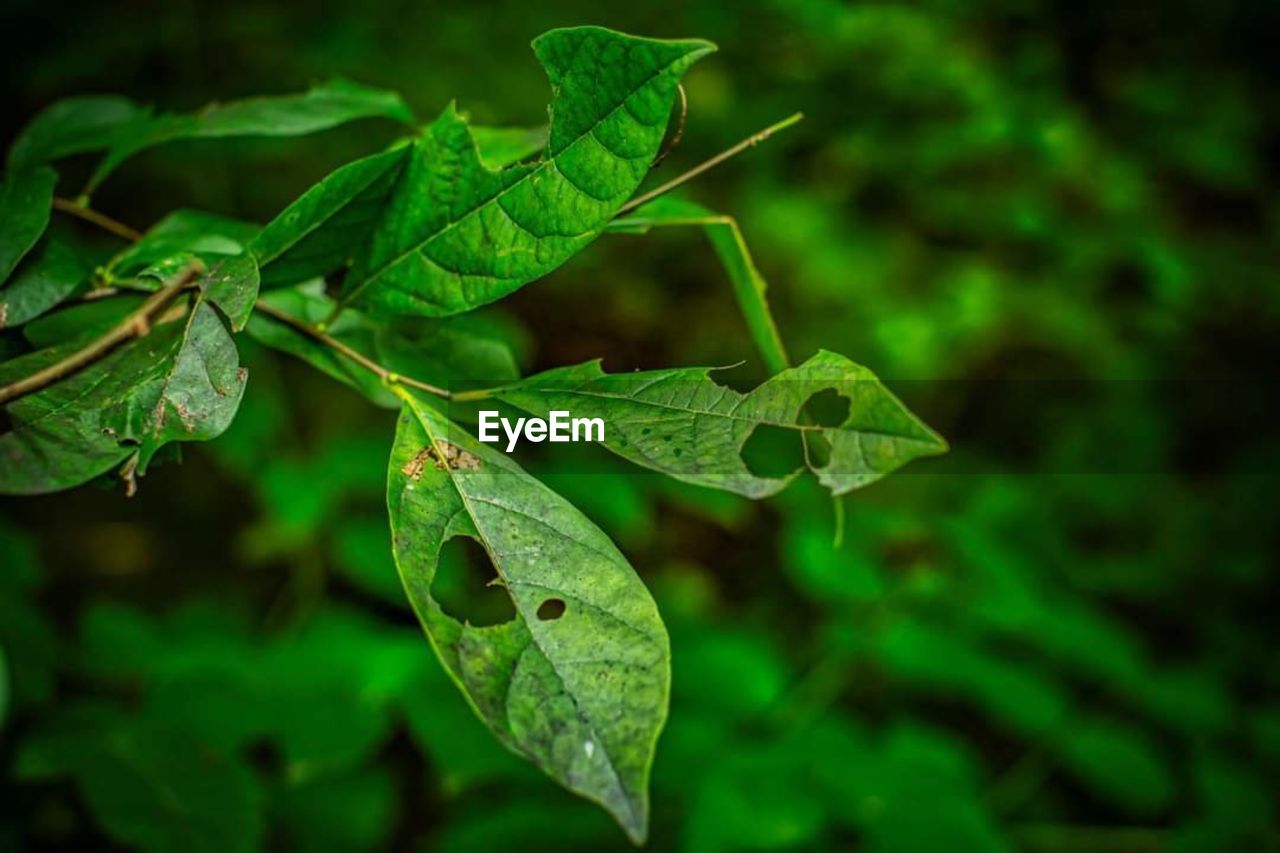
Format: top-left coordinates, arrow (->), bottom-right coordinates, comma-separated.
2,0 -> 1279,850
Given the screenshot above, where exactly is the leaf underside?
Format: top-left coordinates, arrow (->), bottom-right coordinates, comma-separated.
388,396 -> 669,844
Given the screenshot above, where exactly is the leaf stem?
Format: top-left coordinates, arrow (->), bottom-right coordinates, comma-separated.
616,112 -> 804,217
19,200 -> 460,404
0,262 -> 203,406
51,196 -> 145,242
252,299 -> 451,399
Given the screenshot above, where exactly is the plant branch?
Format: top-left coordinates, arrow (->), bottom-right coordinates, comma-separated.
52,196 -> 145,242
32,111 -> 806,407
0,263 -> 203,406
617,111 -> 804,216
251,300 -> 451,399
38,200 -> 459,402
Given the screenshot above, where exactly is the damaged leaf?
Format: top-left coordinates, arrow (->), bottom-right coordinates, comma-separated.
492,350 -> 947,498
0,298 -> 246,494
388,395 -> 669,843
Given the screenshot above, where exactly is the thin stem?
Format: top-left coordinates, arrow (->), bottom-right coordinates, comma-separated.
252,300 -> 451,399
651,84 -> 688,168
38,199 -> 459,402
449,386 -> 499,403
0,263 -> 203,406
52,197 -> 144,242
616,112 -> 804,216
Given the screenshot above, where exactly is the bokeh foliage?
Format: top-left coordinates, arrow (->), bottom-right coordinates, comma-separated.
2,0 -> 1278,850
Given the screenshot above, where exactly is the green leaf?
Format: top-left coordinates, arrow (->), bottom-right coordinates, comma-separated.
492,349 -> 946,498
247,282 -> 394,406
83,78 -> 415,193
111,209 -> 259,274
252,147 -> 408,288
0,236 -> 92,328
252,128 -> 546,291
1056,718 -> 1174,816
200,252 -> 261,331
470,124 -> 548,169
275,768 -> 396,852
339,27 -> 715,317
387,394 -> 670,843
6,95 -> 144,171
610,196 -> 791,373
246,281 -> 519,407
0,299 -> 246,494
0,167 -> 57,285
16,704 -> 263,853
20,291 -> 143,348
110,211 -> 262,329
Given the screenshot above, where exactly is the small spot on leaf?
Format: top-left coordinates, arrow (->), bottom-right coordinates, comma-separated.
402,441 -> 482,479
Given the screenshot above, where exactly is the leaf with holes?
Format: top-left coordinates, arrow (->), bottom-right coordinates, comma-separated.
388,394 -> 669,843
0,298 -> 246,494
338,27 -> 714,318
491,350 -> 947,498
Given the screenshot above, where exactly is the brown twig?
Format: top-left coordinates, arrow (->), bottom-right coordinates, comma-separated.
0,263 -> 203,406
252,300 -> 451,399
617,111 -> 804,216
51,196 -> 144,242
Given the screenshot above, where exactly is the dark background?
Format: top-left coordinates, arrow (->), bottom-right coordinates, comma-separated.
2,0 -> 1279,850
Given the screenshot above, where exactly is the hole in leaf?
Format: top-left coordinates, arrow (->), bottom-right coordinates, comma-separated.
709,363 -> 766,394
803,388 -> 850,428
536,598 -> 566,620
741,423 -> 806,479
800,389 -> 849,469
432,536 -> 516,627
